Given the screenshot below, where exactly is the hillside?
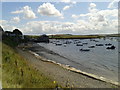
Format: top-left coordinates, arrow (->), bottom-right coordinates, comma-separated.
2,40 -> 57,88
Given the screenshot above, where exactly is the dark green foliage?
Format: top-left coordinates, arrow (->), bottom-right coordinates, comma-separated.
13,29 -> 22,36
2,36 -> 19,47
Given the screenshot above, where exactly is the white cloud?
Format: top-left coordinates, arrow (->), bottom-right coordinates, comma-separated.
0,20 -> 8,25
71,14 -> 79,19
0,20 -> 17,31
11,17 -> 20,23
1,18 -> 118,35
72,1 -> 76,4
60,16 -> 65,19
11,6 -> 37,19
79,13 -> 91,17
1,2 -> 118,35
63,5 -> 71,11
17,16 -> 117,35
89,3 -> 98,13
3,25 -> 17,31
71,2 -> 118,34
61,0 -> 76,5
61,0 -> 71,3
72,3 -> 118,22
23,6 -> 37,19
38,3 -> 63,18
98,9 -> 118,18
90,3 -> 96,8
97,15 -> 105,22
11,10 -> 23,14
108,0 -> 118,8
62,1 -> 76,11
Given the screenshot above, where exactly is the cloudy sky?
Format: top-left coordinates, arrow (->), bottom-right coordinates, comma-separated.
0,0 -> 118,35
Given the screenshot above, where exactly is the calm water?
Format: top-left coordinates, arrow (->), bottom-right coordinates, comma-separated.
37,37 -> 119,83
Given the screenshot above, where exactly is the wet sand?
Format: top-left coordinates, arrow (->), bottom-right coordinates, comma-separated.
16,43 -> 119,88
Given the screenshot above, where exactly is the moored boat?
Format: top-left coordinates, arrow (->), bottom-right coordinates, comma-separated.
80,49 -> 90,51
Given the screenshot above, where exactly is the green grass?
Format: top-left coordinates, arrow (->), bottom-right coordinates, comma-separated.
2,37 -> 20,47
49,34 -> 103,39
24,34 -> 120,40
2,43 -> 57,88
0,42 -> 2,83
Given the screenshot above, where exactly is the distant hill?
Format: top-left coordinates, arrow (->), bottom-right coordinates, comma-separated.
49,33 -> 120,39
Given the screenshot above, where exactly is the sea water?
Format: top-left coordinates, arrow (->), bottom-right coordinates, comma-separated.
37,37 -> 119,83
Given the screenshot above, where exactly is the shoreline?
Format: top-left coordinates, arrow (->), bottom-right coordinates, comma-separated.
29,50 -> 119,86
17,42 -> 119,88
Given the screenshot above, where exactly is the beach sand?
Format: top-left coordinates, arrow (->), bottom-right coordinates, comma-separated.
16,43 -> 118,88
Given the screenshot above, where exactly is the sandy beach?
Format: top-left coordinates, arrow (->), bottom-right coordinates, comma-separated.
16,43 -> 118,88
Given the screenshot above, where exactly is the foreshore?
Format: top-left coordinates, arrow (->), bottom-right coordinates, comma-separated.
17,42 -> 119,88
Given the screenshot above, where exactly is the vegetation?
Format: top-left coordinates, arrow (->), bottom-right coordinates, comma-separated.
106,34 -> 120,37
0,42 -> 2,83
2,42 -> 58,88
1,25 -> 119,88
23,34 -> 120,40
2,36 -> 58,88
13,29 -> 23,36
25,35 -> 39,39
49,34 -> 120,39
24,34 -> 103,39
49,34 -> 104,39
2,37 -> 20,48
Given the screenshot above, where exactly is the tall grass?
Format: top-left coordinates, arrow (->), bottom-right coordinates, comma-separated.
2,43 -> 57,88
0,42 -> 2,84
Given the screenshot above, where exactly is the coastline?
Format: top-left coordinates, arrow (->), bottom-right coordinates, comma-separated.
29,50 -> 119,86
17,42 -> 119,88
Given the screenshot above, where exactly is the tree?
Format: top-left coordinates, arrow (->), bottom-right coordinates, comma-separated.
0,26 -> 4,41
0,26 -> 4,32
13,29 -> 22,36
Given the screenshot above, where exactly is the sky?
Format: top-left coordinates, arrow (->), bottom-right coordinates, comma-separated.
0,0 -> 119,35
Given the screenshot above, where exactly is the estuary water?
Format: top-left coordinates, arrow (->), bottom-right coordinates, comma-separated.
37,37 -> 119,83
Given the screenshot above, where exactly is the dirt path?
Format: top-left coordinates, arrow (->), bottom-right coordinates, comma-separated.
16,47 -> 117,88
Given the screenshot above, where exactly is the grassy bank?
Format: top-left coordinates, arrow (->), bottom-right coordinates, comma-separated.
2,41 -> 57,88
49,34 -> 120,39
24,34 -> 120,40
2,36 -> 21,48
0,42 -> 2,83
49,34 -> 103,39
